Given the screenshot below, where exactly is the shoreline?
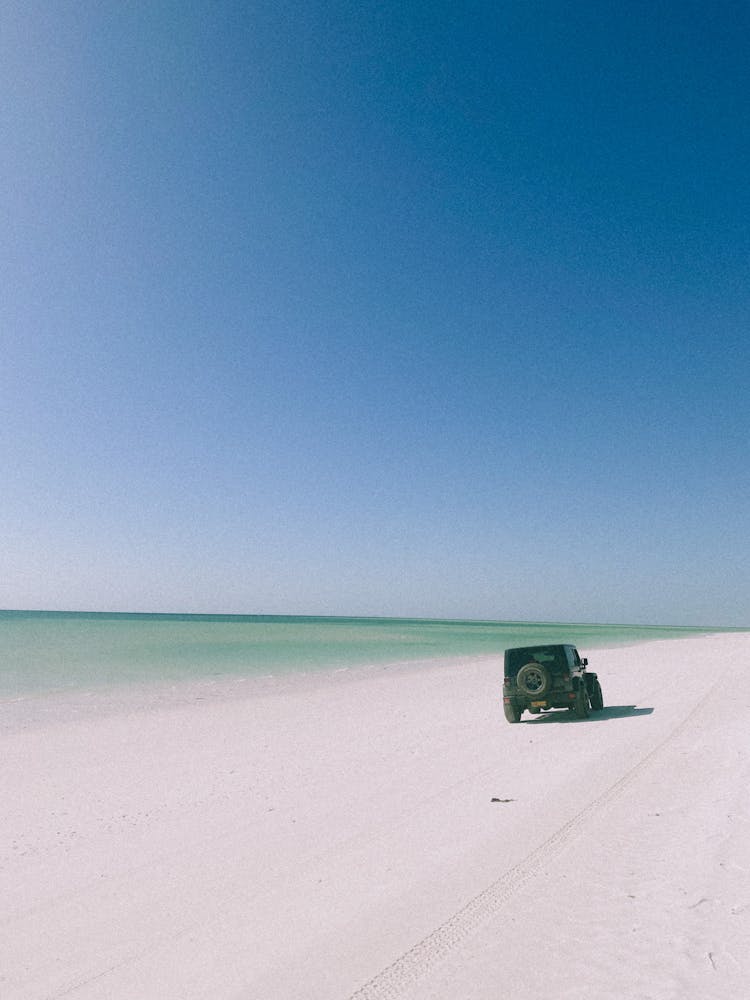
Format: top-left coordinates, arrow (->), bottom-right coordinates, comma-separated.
3,629 -> 743,731
2,612 -> 743,702
3,625 -> 743,710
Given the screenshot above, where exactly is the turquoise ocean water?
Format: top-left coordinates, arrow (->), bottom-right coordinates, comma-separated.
0,610 -> 738,698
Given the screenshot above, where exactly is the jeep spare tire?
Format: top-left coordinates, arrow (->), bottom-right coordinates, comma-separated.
516,662 -> 551,697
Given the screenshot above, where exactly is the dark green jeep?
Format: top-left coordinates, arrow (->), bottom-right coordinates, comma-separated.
502,643 -> 603,723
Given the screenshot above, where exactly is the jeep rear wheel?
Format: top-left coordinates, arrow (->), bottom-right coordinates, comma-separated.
516,662 -> 551,697
503,701 -> 522,724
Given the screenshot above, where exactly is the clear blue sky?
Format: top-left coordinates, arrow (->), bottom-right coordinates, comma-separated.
2,1 -> 748,624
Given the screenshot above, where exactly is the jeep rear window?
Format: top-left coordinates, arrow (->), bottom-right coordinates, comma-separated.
505,646 -> 568,676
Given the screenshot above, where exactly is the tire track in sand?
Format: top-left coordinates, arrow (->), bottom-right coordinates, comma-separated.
346,675 -> 723,1000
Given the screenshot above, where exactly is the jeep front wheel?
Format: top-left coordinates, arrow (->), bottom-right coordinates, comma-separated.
574,684 -> 590,718
590,680 -> 604,711
516,662 -> 550,697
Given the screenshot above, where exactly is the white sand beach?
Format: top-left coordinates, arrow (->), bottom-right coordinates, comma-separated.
2,633 -> 749,999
